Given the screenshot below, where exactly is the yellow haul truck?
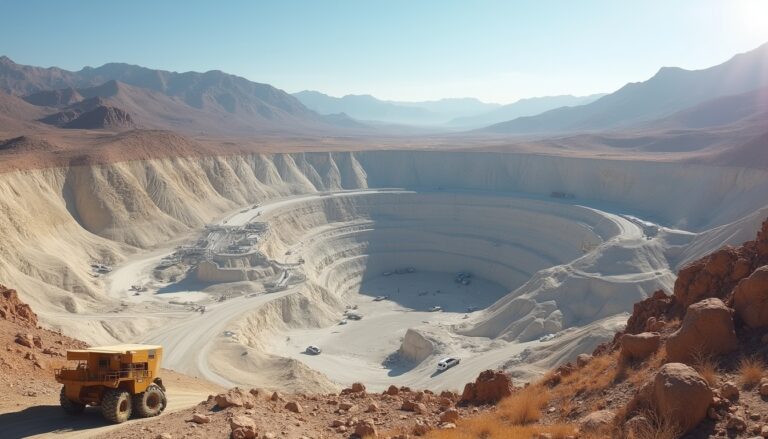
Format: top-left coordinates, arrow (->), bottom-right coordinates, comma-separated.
55,344 -> 167,423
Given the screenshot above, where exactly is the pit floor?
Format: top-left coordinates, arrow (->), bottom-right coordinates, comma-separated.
266,270 -> 509,388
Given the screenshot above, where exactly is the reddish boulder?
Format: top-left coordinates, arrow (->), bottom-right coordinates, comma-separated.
215,388 -> 254,409
15,333 -> 34,348
665,298 -> 737,364
284,401 -> 302,413
651,363 -> 712,434
440,408 -> 459,423
229,415 -> 257,439
354,419 -> 377,437
620,332 -> 661,361
460,370 -> 513,405
580,410 -> 615,434
732,265 -> 768,328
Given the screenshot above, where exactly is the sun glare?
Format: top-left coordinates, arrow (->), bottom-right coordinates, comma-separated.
734,0 -> 768,38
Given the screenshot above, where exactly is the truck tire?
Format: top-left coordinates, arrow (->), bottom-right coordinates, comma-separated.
132,384 -> 166,418
101,389 -> 133,423
59,386 -> 85,414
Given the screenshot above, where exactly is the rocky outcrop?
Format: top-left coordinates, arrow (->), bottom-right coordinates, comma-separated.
732,265 -> 768,328
675,219 -> 768,310
460,370 -> 513,405
0,285 -> 37,326
623,290 -> 675,335
63,105 -> 135,130
665,298 -> 737,364
675,247 -> 755,309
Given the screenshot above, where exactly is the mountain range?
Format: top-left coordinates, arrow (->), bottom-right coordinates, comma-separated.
292,91 -> 497,126
0,42 -> 767,140
292,91 -> 605,128
0,56 -> 359,135
482,42 -> 768,134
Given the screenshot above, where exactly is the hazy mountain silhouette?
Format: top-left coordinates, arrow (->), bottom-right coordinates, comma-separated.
482,42 -> 768,134
293,90 -> 499,125
448,94 -> 604,128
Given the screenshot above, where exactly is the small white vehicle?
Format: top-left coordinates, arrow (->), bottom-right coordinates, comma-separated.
305,345 -> 322,355
429,305 -> 443,312
437,357 -> 460,371
373,295 -> 389,302
346,313 -> 363,320
339,319 -> 348,325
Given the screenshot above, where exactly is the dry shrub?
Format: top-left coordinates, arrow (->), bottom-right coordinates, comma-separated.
690,351 -> 719,387
626,410 -> 681,439
498,384 -> 549,425
550,351 -> 620,401
419,384 -> 577,438
738,356 -> 764,388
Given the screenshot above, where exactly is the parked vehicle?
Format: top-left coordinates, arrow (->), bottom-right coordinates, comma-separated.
305,345 -> 322,355
437,357 -> 460,371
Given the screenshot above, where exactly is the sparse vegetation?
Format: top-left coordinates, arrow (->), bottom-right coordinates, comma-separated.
499,384 -> 549,425
414,383 -> 575,438
737,356 -> 764,388
550,351 -> 620,400
691,351 -> 719,387
626,410 -> 682,439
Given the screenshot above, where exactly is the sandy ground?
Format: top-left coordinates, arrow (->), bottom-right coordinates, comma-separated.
0,369 -> 224,439
266,271 -> 513,391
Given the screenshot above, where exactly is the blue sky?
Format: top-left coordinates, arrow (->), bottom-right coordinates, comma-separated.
2,0 -> 768,103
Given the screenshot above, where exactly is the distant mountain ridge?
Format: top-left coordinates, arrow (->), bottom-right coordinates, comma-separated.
0,56 -> 360,135
482,42 -> 768,134
448,94 -> 605,127
293,90 -> 500,126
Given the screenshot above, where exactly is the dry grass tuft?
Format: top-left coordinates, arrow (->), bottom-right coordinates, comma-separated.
626,350 -> 666,388
691,351 -> 719,387
499,384 -> 549,425
416,384 -> 575,439
738,356 -> 764,388
550,351 -> 620,401
626,410 -> 681,439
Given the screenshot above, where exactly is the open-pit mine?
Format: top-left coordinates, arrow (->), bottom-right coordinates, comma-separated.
2,149 -> 766,394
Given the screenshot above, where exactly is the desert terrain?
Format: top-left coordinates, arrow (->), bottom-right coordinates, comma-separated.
0,33 -> 768,439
